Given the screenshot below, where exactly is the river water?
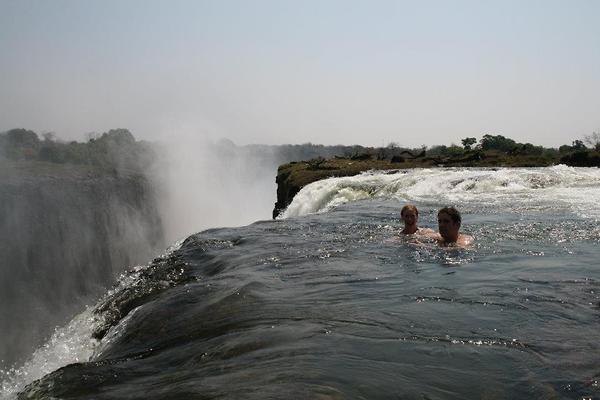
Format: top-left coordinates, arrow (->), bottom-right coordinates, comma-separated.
2,166 -> 599,399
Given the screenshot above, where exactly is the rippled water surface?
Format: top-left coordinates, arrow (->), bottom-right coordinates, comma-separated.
3,167 -> 600,399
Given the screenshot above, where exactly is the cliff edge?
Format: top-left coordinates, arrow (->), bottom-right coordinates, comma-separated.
0,160 -> 164,367
273,157 -> 413,218
272,150 -> 600,218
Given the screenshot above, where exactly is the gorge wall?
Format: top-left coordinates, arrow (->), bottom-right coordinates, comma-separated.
0,161 -> 164,368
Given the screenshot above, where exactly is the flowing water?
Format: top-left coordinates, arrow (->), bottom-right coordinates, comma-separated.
2,166 -> 599,399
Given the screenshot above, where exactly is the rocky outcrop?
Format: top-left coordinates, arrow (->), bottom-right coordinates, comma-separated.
272,158 -> 408,218
560,151 -> 600,167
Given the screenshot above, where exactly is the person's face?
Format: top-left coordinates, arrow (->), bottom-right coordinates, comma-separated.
402,209 -> 418,226
438,212 -> 459,239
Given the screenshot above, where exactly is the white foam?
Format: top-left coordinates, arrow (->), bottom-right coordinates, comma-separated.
0,257 -> 161,399
0,232 -> 190,399
279,166 -> 600,218
0,308 -> 101,399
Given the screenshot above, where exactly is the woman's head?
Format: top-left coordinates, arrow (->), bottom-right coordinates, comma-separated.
401,204 -> 418,226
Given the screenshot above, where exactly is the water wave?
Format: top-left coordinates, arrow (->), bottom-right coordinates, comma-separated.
280,166 -> 600,218
4,168 -> 600,399
0,240 -> 188,399
0,309 -> 100,399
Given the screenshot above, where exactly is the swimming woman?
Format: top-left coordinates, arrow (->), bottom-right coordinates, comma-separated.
400,204 -> 434,235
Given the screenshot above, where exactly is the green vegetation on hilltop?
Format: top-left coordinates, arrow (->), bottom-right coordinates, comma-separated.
3,128 -> 599,172
270,133 -> 600,169
3,128 -> 600,190
0,128 -> 157,174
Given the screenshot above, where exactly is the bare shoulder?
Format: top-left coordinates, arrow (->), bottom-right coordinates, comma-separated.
417,228 -> 439,239
436,234 -> 474,249
458,234 -> 474,247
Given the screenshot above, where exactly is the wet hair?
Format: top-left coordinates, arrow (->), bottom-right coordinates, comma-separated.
438,206 -> 461,225
401,204 -> 418,217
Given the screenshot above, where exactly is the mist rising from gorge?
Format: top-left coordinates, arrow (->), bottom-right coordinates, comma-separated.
0,129 -> 304,368
151,135 -> 280,244
0,127 -> 381,369
0,161 -> 163,368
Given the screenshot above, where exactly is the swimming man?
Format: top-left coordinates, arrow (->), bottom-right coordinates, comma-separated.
434,206 -> 473,247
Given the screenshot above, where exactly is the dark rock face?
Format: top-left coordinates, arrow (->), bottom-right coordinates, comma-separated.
560,151 -> 600,167
272,168 -> 301,219
272,159 -> 403,218
0,161 -> 164,367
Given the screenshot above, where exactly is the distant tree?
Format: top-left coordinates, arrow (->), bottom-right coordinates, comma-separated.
541,148 -> 559,158
427,145 -> 446,157
572,140 -> 587,151
42,132 -> 56,142
519,143 -> 544,156
461,137 -> 477,151
2,129 -> 40,159
429,144 -> 465,158
583,132 -> 600,150
0,127 -> 165,172
39,142 -> 66,163
446,144 -> 466,157
479,134 -> 518,153
6,129 -> 40,148
559,144 -> 573,154
411,145 -> 426,158
100,128 -> 136,145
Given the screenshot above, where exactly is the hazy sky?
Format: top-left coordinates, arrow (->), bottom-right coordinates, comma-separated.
1,0 -> 599,147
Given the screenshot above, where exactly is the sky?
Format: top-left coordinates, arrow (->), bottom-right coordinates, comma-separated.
1,0 -> 599,148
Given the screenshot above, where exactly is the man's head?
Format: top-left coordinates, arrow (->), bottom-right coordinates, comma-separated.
401,204 -> 418,226
437,206 -> 461,242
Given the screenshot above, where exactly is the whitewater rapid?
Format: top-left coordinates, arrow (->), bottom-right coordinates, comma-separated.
280,165 -> 600,219
0,239 -> 186,399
